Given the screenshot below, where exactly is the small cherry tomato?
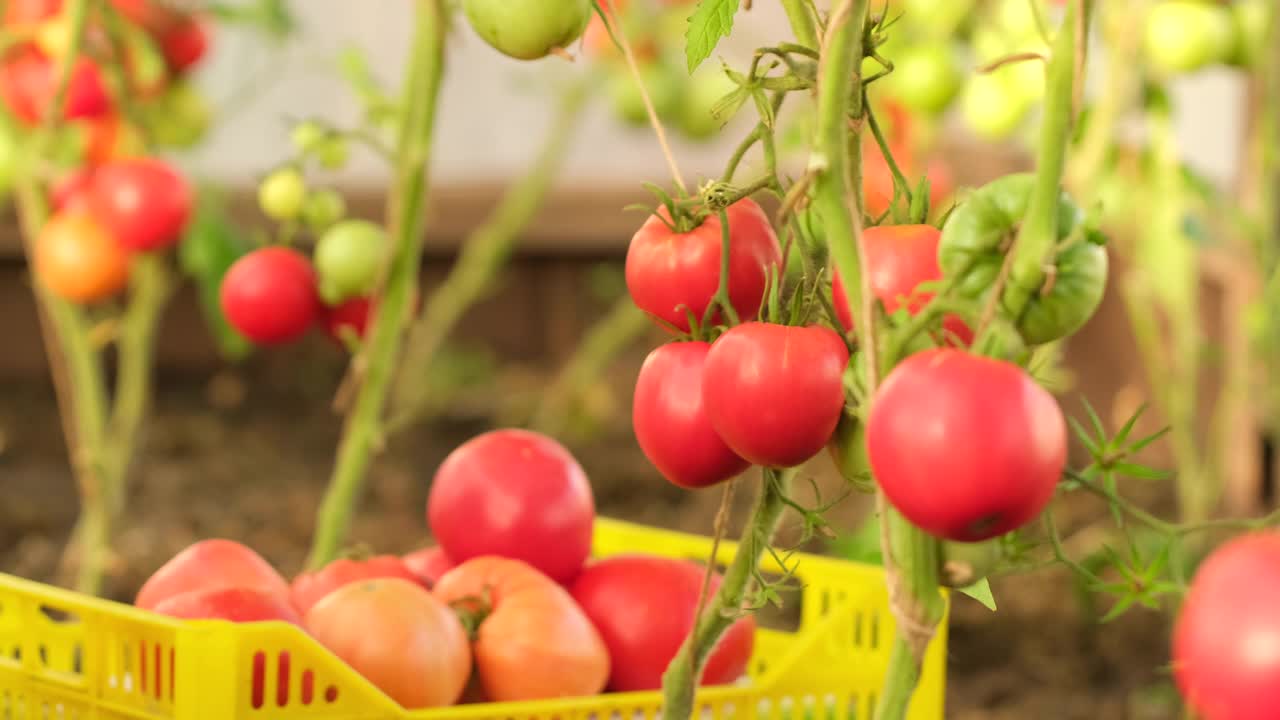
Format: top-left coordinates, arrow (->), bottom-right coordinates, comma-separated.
161,16 -> 209,72
257,167 -> 307,221
88,157 -> 192,251
34,211 -> 130,304
219,247 -> 320,345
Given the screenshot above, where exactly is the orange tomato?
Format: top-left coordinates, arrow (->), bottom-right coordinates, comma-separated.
434,557 -> 610,702
305,579 -> 472,710
34,210 -> 129,303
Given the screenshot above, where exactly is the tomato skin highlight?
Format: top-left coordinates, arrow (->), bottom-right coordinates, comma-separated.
831,225 -> 972,346
290,555 -> 423,616
402,545 -> 455,588
1173,532 -> 1280,720
570,554 -> 755,692
306,579 -> 472,709
702,322 -> 849,468
434,556 -> 610,702
867,349 -> 1067,542
34,211 -> 130,304
88,158 -> 191,251
219,247 -> 320,345
135,539 -> 291,611
152,587 -> 303,626
626,198 -> 781,333
632,341 -> 750,489
428,429 -> 595,584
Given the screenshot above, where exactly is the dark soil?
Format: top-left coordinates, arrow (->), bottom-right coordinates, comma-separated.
0,357 -> 1176,719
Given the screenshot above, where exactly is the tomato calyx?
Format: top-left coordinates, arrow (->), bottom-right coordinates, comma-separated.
336,542 -> 375,563
448,586 -> 496,639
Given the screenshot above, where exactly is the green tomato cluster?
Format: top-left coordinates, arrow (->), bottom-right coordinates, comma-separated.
605,59 -> 743,142
462,0 -> 593,61
1143,0 -> 1266,75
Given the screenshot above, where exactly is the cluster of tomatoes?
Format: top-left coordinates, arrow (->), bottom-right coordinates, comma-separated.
134,428 -> 755,709
219,160 -> 390,349
625,188 -> 1072,544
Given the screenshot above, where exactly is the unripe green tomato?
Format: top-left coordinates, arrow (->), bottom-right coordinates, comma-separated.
1230,0 -> 1267,68
149,81 -> 211,149
904,0 -> 976,37
314,219 -> 389,305
679,66 -> 740,141
315,137 -> 350,170
961,73 -> 1032,141
291,120 -> 326,154
939,538 -> 1003,588
1142,1 -> 1235,75
462,0 -> 592,60
0,124 -> 18,198
258,167 -> 307,221
884,44 -> 963,116
993,0 -> 1045,37
608,61 -> 682,128
303,189 -> 347,231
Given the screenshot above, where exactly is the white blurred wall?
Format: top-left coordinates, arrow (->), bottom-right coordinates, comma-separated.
183,1 -> 1248,191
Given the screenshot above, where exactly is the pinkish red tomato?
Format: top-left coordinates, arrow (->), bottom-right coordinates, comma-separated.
161,17 -> 208,72
1173,532 -> 1280,720
701,322 -> 849,468
570,554 -> 755,692
135,539 -> 291,611
867,349 -> 1066,541
220,247 -> 320,345
832,224 -> 972,346
403,545 -> 455,588
0,48 -> 109,125
291,555 -> 424,616
321,295 -> 372,344
88,158 -> 192,251
428,429 -> 595,584
632,341 -> 749,488
50,169 -> 93,212
626,199 -> 782,332
152,587 -> 303,625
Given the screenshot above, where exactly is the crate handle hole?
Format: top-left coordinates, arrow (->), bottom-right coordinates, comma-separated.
37,606 -> 79,625
251,652 -> 266,709
276,651 -> 291,706
324,685 -> 338,703
301,670 -> 314,705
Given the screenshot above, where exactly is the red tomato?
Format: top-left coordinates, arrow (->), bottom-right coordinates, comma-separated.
135,539 -> 290,611
161,17 -> 208,72
3,0 -> 59,25
50,169 -> 93,212
219,247 -> 320,345
151,587 -> 303,625
831,225 -> 972,346
626,199 -> 782,333
428,429 -> 594,584
633,341 -> 749,488
434,557 -> 610,701
291,555 -> 423,616
0,48 -> 110,125
88,158 -> 191,251
403,545 -> 455,588
867,349 -> 1066,541
701,322 -> 849,468
570,554 -> 755,691
306,579 -> 472,709
33,210 -> 130,304
1173,532 -> 1280,720
321,295 -> 372,344
862,141 -> 953,219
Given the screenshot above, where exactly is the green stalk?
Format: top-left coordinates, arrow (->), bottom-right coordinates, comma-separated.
661,468 -> 794,720
307,0 -> 449,570
389,74 -> 591,432
779,0 -> 818,50
530,294 -> 650,436
875,510 -> 944,718
1000,0 -> 1080,322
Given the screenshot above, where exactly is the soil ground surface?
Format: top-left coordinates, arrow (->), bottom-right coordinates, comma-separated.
1,361 -> 1178,719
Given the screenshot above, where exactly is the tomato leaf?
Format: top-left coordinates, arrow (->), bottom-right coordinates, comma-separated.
957,578 -> 997,612
177,187 -> 254,362
685,0 -> 741,73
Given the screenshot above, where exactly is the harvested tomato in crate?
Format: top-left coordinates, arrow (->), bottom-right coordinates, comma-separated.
0,518 -> 948,720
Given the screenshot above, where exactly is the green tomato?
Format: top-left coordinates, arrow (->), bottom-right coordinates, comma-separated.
960,73 -> 1033,141
939,173 -> 1109,346
149,81 -> 211,149
903,0 -> 976,37
316,137 -> 350,170
993,0 -> 1046,37
258,168 -> 308,221
291,120 -> 327,154
884,44 -> 963,116
303,189 -> 348,231
1143,1 -> 1235,75
678,66 -> 741,141
608,61 -> 682,128
462,0 -> 592,61
1230,0 -> 1267,68
939,538 -> 1003,588
314,219 -> 389,305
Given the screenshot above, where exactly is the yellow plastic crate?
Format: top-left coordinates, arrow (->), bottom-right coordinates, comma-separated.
0,517 -> 948,720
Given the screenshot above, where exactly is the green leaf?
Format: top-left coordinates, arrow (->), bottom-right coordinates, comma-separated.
1080,398 -> 1107,442
1098,593 -> 1139,623
1128,425 -> 1171,453
1112,462 -> 1172,481
178,188 -> 254,362
684,0 -> 741,73
1067,416 -> 1102,456
957,578 -> 997,611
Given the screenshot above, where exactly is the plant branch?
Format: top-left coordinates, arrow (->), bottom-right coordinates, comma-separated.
307,0 -> 449,569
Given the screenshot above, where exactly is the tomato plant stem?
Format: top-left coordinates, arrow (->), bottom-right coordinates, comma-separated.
661,467 -> 793,720
779,0 -> 818,49
389,74 -> 591,433
307,0 -> 449,570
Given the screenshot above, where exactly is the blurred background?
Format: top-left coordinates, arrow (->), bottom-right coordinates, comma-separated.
0,1 -> 1272,718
